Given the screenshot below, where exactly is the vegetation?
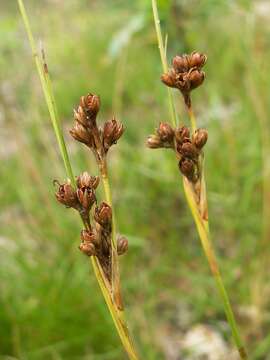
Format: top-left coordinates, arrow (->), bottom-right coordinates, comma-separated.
1,1 -> 270,359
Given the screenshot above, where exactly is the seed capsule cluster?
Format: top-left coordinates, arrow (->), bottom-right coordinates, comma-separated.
70,94 -> 124,159
161,51 -> 207,107
55,172 -> 128,281
147,123 -> 208,182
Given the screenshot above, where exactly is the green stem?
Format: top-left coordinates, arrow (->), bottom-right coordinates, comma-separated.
151,0 -> 177,127
183,178 -> 247,359
17,0 -> 75,186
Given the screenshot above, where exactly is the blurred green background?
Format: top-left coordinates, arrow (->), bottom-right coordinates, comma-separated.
1,0 -> 270,359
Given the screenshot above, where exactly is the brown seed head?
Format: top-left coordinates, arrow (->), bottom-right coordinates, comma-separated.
103,118 -> 124,152
79,241 -> 96,256
157,122 -> 175,143
77,187 -> 96,211
80,93 -> 100,119
54,180 -> 79,208
179,141 -> 199,159
81,229 -> 97,244
189,69 -> 205,90
189,52 -> 207,69
179,158 -> 196,181
74,106 -> 88,127
70,122 -> 93,146
193,128 -> 208,149
76,172 -> 100,190
161,70 -> 177,88
175,126 -> 190,144
146,134 -> 163,149
117,235 -> 129,255
172,54 -> 190,72
94,202 -> 112,228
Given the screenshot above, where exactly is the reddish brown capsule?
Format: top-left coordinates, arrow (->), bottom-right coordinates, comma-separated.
70,122 -> 93,146
103,118 -> 124,152
76,172 -> 100,190
193,128 -> 208,149
94,202 -> 112,228
189,52 -> 207,69
172,54 -> 189,72
77,187 -> 96,211
189,69 -> 205,90
161,70 -> 177,88
117,235 -> 128,255
179,157 -> 195,181
79,241 -> 96,256
146,135 -> 163,149
80,93 -> 100,119
157,122 -> 175,143
179,141 -> 199,159
74,106 -> 88,128
81,229 -> 97,244
54,180 -> 79,208
175,126 -> 190,144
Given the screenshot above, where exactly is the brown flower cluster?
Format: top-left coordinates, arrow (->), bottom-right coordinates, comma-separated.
70,94 -> 124,160
161,52 -> 207,107
55,171 -> 128,280
147,123 -> 208,182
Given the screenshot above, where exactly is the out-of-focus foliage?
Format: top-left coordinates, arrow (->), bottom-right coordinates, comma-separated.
1,0 -> 270,358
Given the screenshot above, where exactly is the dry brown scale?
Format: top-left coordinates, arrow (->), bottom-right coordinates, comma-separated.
54,93 -> 127,282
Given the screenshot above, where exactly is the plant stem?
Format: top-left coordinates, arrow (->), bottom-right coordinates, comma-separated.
99,160 -> 124,312
151,0 -> 177,128
185,105 -> 247,359
17,0 -> 75,186
183,176 -> 247,359
17,1 -> 138,358
151,1 -> 247,357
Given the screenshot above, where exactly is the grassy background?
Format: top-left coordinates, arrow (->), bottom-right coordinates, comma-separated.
1,0 -> 270,358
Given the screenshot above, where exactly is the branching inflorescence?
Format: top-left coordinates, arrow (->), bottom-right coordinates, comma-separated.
55,94 -> 127,283
148,52 -> 208,189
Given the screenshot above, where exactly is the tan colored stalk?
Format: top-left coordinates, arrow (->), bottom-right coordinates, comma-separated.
152,1 -> 247,358
17,1 -> 138,358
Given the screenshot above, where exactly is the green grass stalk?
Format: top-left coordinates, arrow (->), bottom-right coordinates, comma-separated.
17,1 -> 138,358
151,0 -> 177,128
151,1 -> 247,358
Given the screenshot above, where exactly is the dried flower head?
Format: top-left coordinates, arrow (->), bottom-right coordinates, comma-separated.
179,157 -> 196,181
117,235 -> 129,255
80,93 -> 100,120
94,202 -> 112,228
79,241 -> 96,256
161,51 -> 207,107
175,126 -> 190,144
146,134 -> 164,149
103,118 -> 124,153
77,187 -> 96,211
71,93 -> 124,159
77,172 -> 100,190
70,122 -> 93,146
54,180 -> 79,209
193,128 -> 208,149
157,122 -> 175,144
178,141 -> 199,159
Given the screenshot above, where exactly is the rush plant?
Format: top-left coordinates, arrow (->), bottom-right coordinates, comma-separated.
150,1 -> 248,359
17,1 -> 139,359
